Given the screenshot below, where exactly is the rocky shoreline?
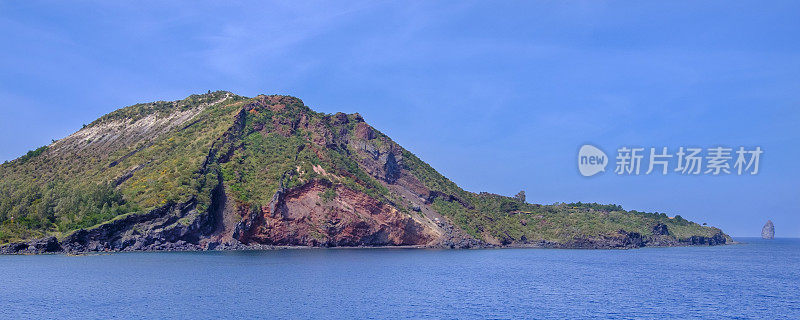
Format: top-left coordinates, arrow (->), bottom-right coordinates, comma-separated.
0,181 -> 731,255
1,226 -> 731,255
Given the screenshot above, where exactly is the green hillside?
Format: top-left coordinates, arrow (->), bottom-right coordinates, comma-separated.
0,92 -> 729,249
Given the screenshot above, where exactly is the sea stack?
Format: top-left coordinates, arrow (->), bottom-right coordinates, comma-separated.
761,220 -> 775,239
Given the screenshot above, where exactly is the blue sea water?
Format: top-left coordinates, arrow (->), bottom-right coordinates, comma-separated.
1,238 -> 798,319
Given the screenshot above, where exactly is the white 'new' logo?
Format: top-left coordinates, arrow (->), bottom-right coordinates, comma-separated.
578,145 -> 608,177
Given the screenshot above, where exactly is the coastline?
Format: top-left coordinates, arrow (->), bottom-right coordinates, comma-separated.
1,236 -> 736,256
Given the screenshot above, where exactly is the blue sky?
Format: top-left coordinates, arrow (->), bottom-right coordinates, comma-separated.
1,1 -> 798,237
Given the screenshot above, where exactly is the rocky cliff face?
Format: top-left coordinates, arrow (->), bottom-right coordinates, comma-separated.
0,92 -> 732,254
762,220 -> 775,239
233,179 -> 439,247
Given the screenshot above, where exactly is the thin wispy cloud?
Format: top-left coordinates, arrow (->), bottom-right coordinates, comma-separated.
0,1 -> 798,236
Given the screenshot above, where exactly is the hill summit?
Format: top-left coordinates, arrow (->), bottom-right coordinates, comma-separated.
0,91 -> 730,253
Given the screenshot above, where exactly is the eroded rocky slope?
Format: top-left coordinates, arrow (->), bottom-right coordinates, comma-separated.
0,92 -> 730,254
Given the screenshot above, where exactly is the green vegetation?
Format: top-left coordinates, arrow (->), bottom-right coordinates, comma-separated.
0,92 -> 408,244
0,91 -> 726,246
0,91 -> 245,243
401,149 -> 467,200
219,97 -> 392,211
15,146 -> 48,166
433,194 -> 723,243
320,187 -> 336,203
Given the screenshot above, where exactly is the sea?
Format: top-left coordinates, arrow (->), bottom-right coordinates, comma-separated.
1,238 -> 798,319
